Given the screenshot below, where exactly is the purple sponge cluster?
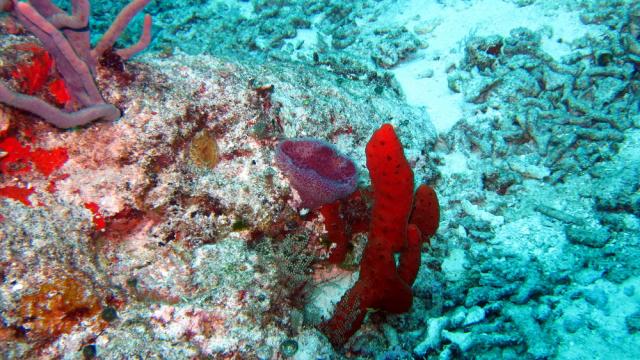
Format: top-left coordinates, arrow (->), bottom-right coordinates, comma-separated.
275,138 -> 358,210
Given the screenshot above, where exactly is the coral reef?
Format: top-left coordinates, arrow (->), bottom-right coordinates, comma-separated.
449,9 -> 639,183
0,15 -> 432,355
1,0 -> 639,359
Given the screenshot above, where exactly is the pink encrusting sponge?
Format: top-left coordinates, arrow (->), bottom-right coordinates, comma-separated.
275,138 -> 358,210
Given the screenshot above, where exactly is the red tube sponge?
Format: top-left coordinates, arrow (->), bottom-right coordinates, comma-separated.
410,184 -> 440,244
319,201 -> 350,264
320,124 -> 436,347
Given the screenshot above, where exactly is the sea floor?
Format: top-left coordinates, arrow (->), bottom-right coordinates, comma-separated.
1,0 -> 639,359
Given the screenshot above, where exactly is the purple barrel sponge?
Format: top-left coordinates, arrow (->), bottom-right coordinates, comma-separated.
275,138 -> 358,210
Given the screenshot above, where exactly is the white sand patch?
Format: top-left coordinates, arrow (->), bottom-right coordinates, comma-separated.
439,151 -> 471,176
556,277 -> 640,360
390,0 -> 604,134
441,248 -> 468,282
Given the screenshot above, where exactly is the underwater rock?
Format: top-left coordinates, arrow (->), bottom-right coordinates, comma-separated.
463,306 -> 486,327
449,307 -> 467,328
623,286 -> 635,297
625,311 -> 640,334
533,303 -> 552,322
573,269 -> 604,286
502,27 -> 541,57
584,287 -> 609,310
465,284 -> 519,308
413,316 -> 450,356
565,225 -> 611,248
3,1 -> 640,359
463,35 -> 504,71
595,190 -> 640,217
624,5 -> 640,56
371,27 -> 422,68
332,26 -> 358,49
441,330 -> 473,352
462,76 -> 501,104
445,331 -> 519,354
374,346 -> 413,360
563,314 -> 584,334
512,267 -> 545,304
504,304 -> 554,359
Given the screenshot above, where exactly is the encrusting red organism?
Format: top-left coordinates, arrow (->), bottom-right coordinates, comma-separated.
319,123 -> 440,347
47,78 -> 71,106
11,44 -> 53,96
9,44 -> 72,107
0,136 -> 68,206
0,185 -> 35,206
0,137 -> 68,177
84,202 -> 106,231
